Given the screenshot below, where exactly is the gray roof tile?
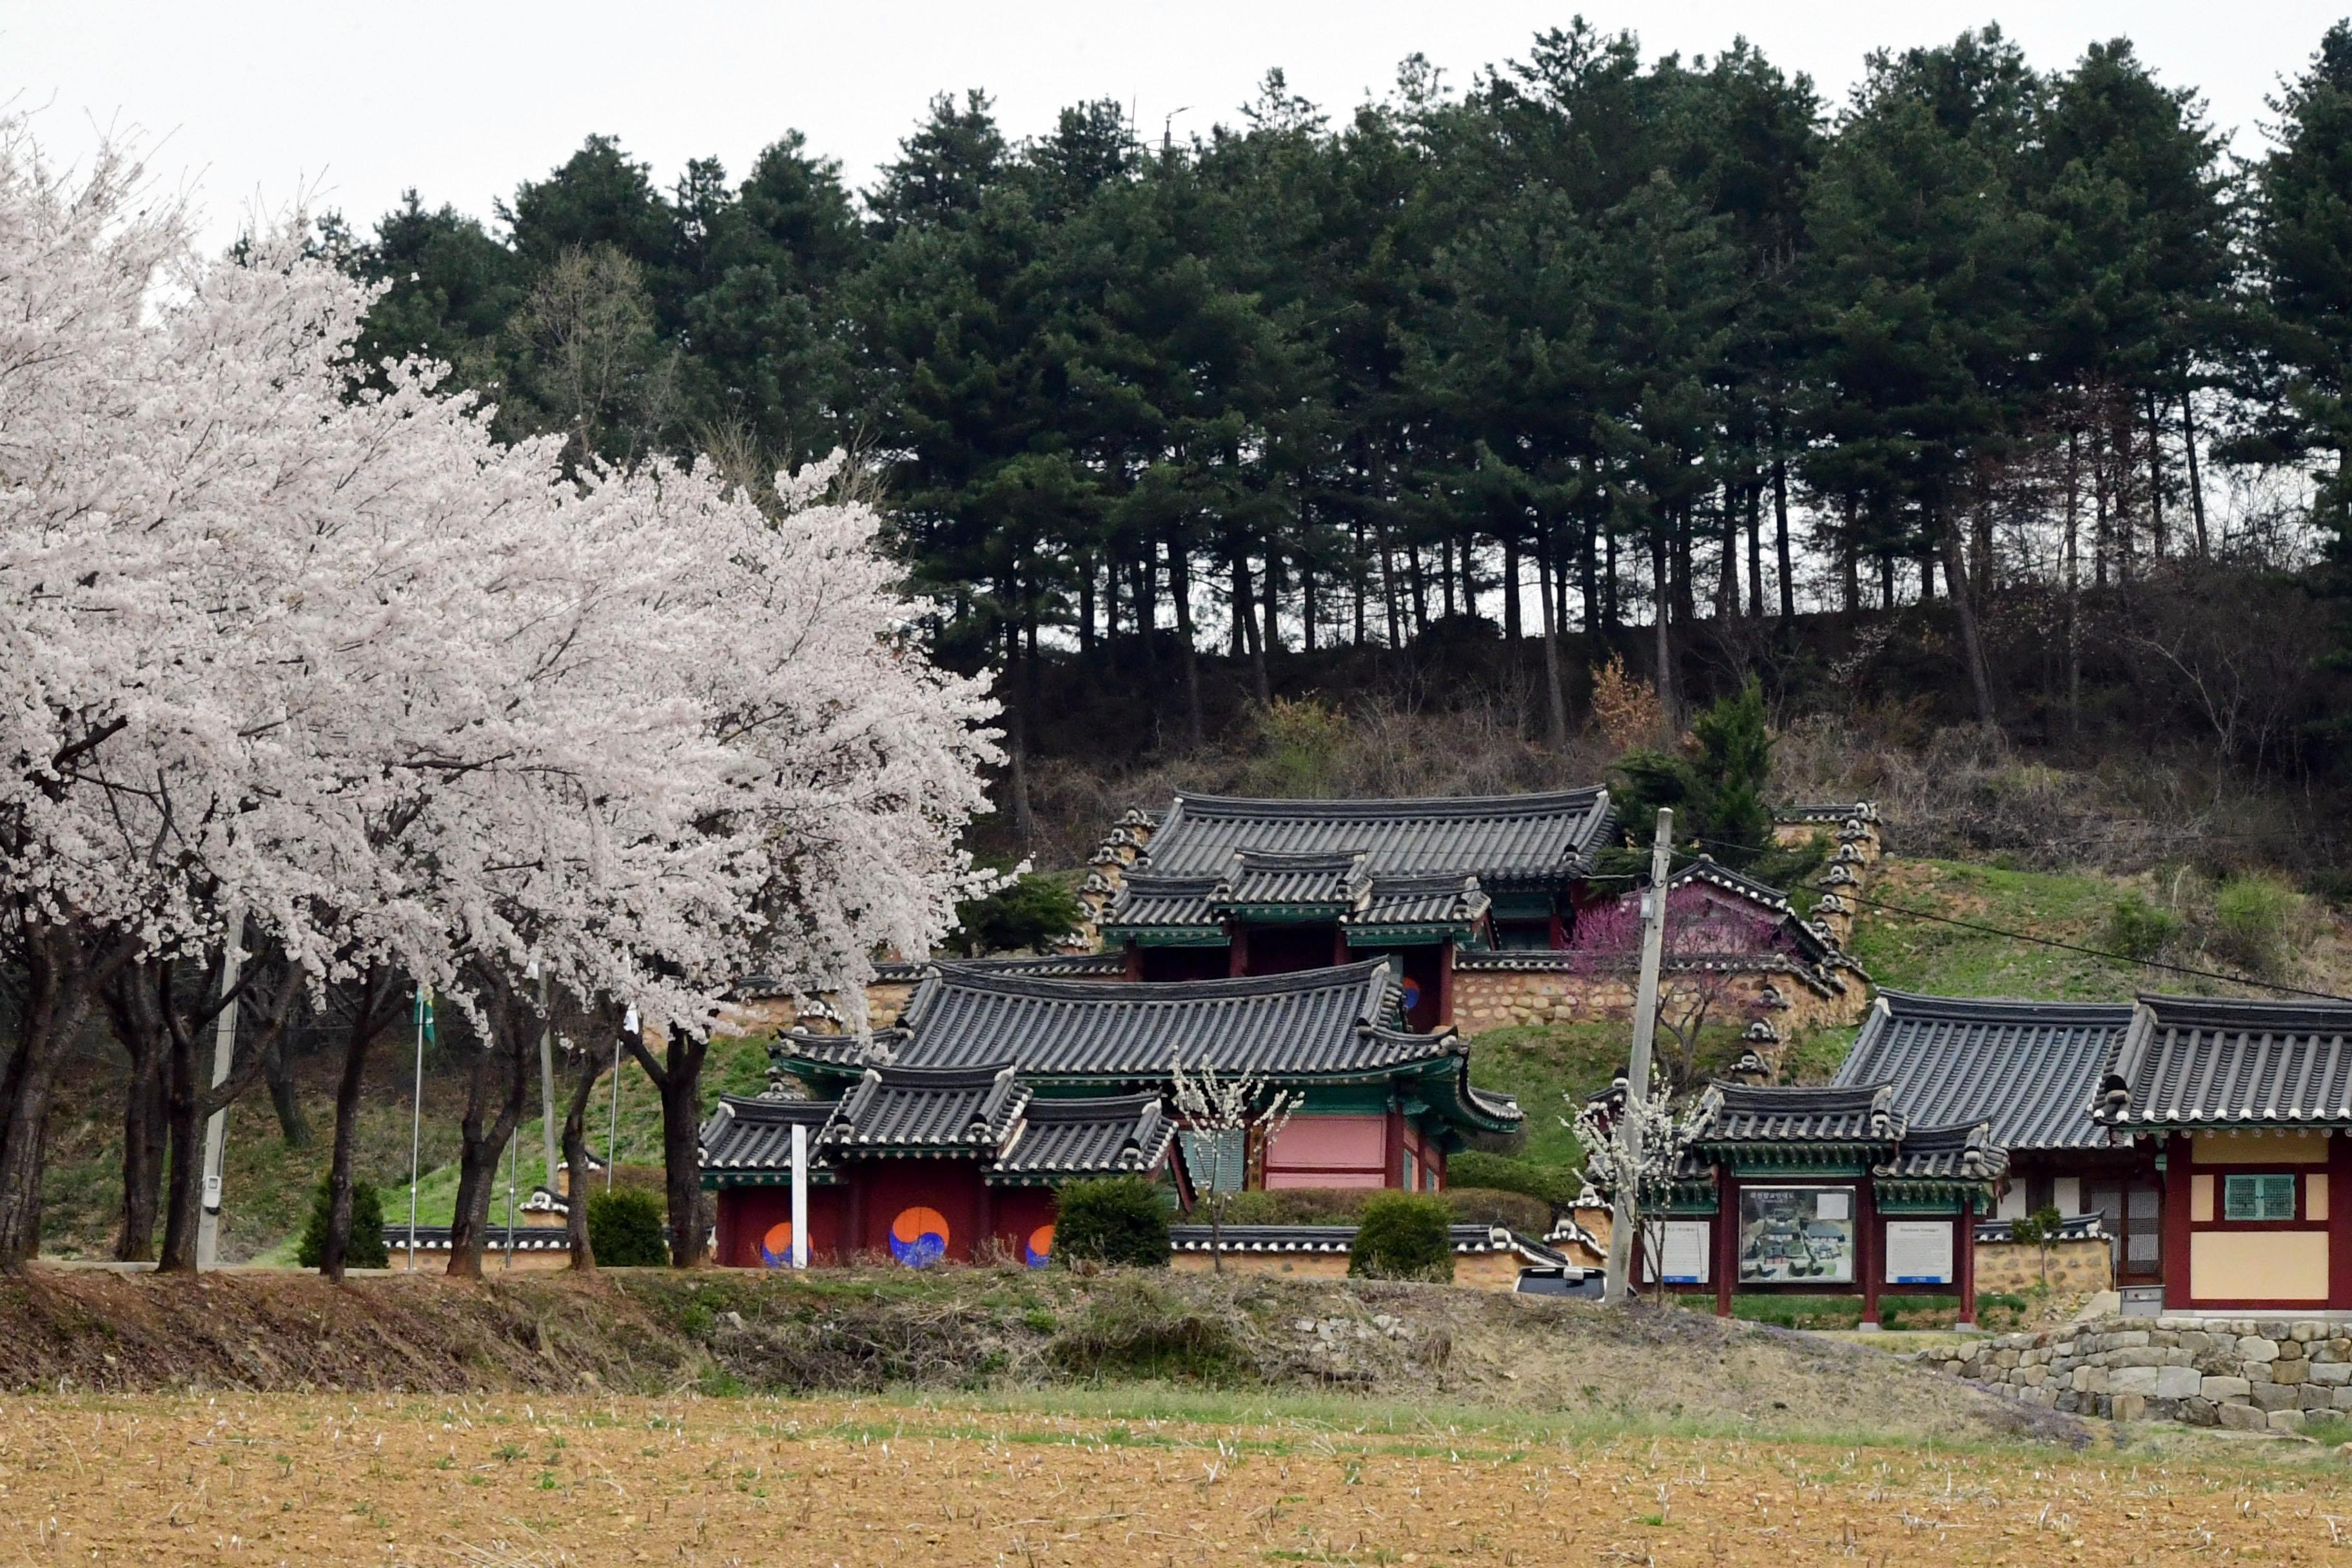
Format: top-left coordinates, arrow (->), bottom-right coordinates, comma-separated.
880,959 -> 1437,1081
991,1093 -> 1173,1177
1834,990 -> 2133,1151
699,1095 -> 840,1175
2099,994 -> 2352,1128
828,1063 -> 1028,1153
1697,1081 -> 1903,1146
1875,1121 -> 2010,1182
1139,788 -> 1614,886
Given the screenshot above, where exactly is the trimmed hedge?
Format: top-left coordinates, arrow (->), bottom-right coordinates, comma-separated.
1055,1175 -> 1171,1268
587,1187 -> 669,1266
1348,1192 -> 1455,1282
1445,1151 -> 1582,1210
297,1175 -> 387,1270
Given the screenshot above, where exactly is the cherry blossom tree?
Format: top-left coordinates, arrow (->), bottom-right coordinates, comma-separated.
0,119 -> 998,1273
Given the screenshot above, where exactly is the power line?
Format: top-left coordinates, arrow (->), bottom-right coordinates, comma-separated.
1643,838 -> 2352,1006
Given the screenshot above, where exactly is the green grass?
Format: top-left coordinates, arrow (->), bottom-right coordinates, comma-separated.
1847,859 -> 2146,1001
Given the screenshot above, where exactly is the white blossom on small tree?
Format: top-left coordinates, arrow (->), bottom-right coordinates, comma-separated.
1570,1070 -> 1706,1304
1170,1053 -> 1297,1272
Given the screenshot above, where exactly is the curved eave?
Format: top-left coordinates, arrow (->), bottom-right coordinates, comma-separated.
1101,926 -> 1228,947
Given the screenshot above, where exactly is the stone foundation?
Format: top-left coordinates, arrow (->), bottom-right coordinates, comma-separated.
1936,1314 -> 2352,1429
1972,1237 -> 2113,1298
1453,961 -> 1868,1035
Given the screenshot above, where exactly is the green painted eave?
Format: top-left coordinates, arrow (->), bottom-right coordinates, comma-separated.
1101,926 -> 1228,948
1344,923 -> 1471,948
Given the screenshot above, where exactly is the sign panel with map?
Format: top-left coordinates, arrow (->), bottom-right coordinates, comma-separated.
1737,1186 -> 1855,1284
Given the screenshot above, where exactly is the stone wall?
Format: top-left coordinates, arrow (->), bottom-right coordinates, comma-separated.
1453,960 -> 1868,1035
1972,1237 -> 2113,1297
1936,1315 -> 2352,1429
1168,1248 -> 1529,1291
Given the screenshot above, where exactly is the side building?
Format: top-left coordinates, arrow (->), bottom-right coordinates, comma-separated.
702,958 -> 1524,1268
1833,990 -> 2148,1293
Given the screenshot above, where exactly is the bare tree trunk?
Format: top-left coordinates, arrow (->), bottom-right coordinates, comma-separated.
1939,508 -> 2000,732
448,986 -> 533,1280
154,961 -> 204,1275
1649,529 -> 1677,725
1718,482 -> 1739,618
1502,533 -> 1522,642
1772,446 -> 1796,622
157,959 -> 302,1274
1171,540 -> 1203,747
561,1039 -> 602,1271
0,922 -> 119,1266
321,967 -> 402,1282
1745,480 -> 1764,620
2146,388 -> 2168,559
623,1020 -> 712,1268
2066,427 -> 2083,740
2180,390 -> 2210,558
1536,522 -> 1568,748
99,958 -> 169,1262
264,1030 -> 309,1148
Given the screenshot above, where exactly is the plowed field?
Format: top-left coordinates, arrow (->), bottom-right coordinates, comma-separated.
5,1391 -> 2347,1567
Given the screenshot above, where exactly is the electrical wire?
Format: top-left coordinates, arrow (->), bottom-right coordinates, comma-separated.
1627,832 -> 2352,1006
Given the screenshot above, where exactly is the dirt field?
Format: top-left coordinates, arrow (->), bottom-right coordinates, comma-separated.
4,1389 -> 2347,1567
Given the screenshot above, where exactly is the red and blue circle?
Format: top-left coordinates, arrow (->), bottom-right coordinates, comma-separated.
1400,977 -> 1424,1014
760,1220 -> 794,1268
889,1206 -> 950,1268
1023,1224 -> 1054,1269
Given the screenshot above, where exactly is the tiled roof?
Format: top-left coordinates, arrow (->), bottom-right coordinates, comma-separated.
1696,1081 -> 1903,1146
2097,994 -> 2352,1128
700,1094 -> 841,1175
1102,872 -> 1229,931
1138,788 -> 1616,886
1834,990 -> 2132,1151
873,953 -> 1126,983
1223,849 -> 1366,907
1774,801 -> 1881,825
882,959 -> 1435,1081
1165,1222 -> 1570,1266
1351,873 -> 1490,929
1875,1121 -> 2010,1183
991,1093 -> 1173,1177
827,1063 -> 1028,1153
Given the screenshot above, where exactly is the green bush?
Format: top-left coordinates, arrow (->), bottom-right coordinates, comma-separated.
297,1175 -> 387,1270
2213,872 -> 2297,975
1348,1192 -> 1455,1282
1446,1152 -> 1583,1210
587,1187 -> 669,1266
2103,891 -> 2182,961
1055,1175 -> 1170,1268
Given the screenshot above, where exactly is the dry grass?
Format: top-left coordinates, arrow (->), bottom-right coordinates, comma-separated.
8,1389 -> 2351,1565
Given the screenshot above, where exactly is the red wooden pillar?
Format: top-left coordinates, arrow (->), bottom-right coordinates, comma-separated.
974,1179 -> 995,1264
1332,926 -> 1351,966
1857,1180 -> 1881,1328
1714,1168 -> 1737,1317
845,1168 -> 867,1260
2329,1132 -> 2352,1309
1228,923 -> 1250,978
1122,942 -> 1142,981
1383,1098 -> 1406,1190
2162,1133 -> 2193,1310
1957,1203 -> 1977,1326
1437,939 -> 1456,1028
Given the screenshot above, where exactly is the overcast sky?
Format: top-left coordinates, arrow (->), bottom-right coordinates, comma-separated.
7,1 -> 2345,249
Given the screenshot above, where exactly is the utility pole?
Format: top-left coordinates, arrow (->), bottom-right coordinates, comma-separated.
1603,808 -> 1673,1306
195,912 -> 246,1270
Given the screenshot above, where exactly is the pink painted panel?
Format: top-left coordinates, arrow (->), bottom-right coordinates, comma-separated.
1266,1116 -> 1386,1171
1267,1170 -> 1387,1190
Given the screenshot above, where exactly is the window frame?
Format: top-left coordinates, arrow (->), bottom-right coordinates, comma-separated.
2220,1170 -> 2300,1224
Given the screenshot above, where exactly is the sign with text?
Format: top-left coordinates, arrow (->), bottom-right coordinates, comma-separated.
1884,1219 -> 1955,1285
1738,1185 -> 1855,1284
1640,1219 -> 1711,1285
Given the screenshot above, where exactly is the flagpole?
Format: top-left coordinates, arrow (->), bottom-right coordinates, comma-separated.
407,983 -> 426,1272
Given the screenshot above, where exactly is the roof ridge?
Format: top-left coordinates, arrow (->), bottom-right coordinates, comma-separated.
925,956 -> 1394,1001
1171,787 -> 1605,817
1877,988 -> 2137,1021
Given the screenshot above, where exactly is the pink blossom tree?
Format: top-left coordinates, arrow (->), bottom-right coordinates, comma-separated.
1565,885 -> 1779,1085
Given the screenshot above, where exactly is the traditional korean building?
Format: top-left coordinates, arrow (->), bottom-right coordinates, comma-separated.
2093,994 -> 2352,1312
1088,789 -> 1618,1027
1596,1074 -> 2006,1324
1834,990 -> 2151,1288
701,1063 -> 1179,1268
705,958 -> 1525,1268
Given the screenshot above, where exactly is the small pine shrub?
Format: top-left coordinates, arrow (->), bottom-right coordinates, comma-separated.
587,1187 -> 669,1266
1055,1175 -> 1170,1268
2103,892 -> 2182,962
297,1175 -> 387,1270
1349,1192 -> 1454,1282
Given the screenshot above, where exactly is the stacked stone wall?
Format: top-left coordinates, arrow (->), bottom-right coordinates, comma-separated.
1937,1315 -> 2352,1429
1972,1237 -> 2113,1297
1453,963 -> 1868,1035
